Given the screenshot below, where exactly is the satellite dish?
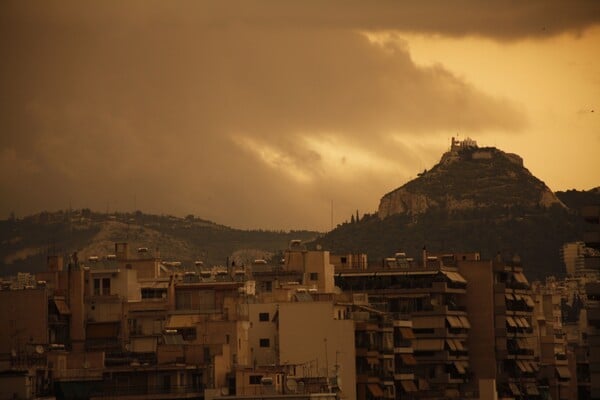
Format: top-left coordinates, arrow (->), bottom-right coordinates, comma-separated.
35,345 -> 45,355
286,378 -> 298,393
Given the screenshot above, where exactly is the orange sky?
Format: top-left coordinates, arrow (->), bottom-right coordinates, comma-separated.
1,1 -> 599,230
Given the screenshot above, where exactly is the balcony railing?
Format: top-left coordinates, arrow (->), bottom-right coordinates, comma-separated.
91,384 -> 204,398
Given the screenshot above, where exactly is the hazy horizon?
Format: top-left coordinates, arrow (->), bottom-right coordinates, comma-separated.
2,1 -> 599,231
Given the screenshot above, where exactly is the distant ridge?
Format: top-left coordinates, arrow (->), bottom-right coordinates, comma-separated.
0,210 -> 319,276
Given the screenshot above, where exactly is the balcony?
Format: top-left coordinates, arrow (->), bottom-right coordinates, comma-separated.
393,373 -> 415,381
90,384 -> 204,400
128,300 -> 168,313
54,368 -> 104,381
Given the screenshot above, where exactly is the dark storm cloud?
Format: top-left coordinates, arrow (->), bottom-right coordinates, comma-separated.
1,1 -> 592,229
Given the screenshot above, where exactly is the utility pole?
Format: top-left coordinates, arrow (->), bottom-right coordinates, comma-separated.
324,338 -> 329,383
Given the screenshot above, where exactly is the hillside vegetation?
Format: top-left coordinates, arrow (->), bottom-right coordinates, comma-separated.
0,210 -> 318,276
312,145 -> 595,280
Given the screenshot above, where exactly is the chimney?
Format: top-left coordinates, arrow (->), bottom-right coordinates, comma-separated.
167,274 -> 176,311
47,255 -> 64,272
115,242 -> 129,260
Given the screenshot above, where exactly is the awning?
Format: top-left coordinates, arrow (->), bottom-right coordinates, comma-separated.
556,366 -> 571,379
523,295 -> 535,307
453,361 -> 468,374
509,383 -> 521,396
446,339 -> 457,351
293,293 -> 313,302
140,281 -> 169,289
400,380 -> 418,393
442,271 -> 467,284
400,353 -> 417,366
514,317 -> 526,328
529,361 -> 540,372
388,293 -> 430,299
446,316 -> 462,328
518,317 -> 530,328
398,327 -> 415,340
415,339 -> 444,351
54,298 -> 71,315
87,322 -> 120,339
367,383 -> 384,397
453,339 -> 465,351
165,314 -> 200,329
366,357 -> 379,365
505,293 -> 515,301
526,383 -> 540,396
506,316 -> 517,328
513,272 -> 529,285
513,294 -> 522,301
517,338 -> 532,350
516,360 -> 532,373
458,316 -> 471,329
163,334 -> 184,345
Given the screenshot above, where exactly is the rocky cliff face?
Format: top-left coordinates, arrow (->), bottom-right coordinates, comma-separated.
378,145 -> 564,219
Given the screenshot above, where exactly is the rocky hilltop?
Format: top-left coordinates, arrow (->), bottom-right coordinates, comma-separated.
378,138 -> 564,219
310,137 -> 582,279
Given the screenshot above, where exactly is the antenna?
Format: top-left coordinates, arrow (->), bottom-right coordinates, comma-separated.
330,200 -> 333,231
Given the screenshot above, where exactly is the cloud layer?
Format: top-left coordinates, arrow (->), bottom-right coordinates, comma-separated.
2,2 -> 595,229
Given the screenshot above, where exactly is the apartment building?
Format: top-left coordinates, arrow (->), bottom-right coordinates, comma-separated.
457,257 -> 542,399
582,204 -> 600,399
335,251 -> 472,399
531,280 -> 576,400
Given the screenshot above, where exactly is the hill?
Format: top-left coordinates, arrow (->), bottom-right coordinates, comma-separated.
312,139 -> 585,279
379,140 -> 564,218
0,210 -> 319,276
556,187 -> 600,210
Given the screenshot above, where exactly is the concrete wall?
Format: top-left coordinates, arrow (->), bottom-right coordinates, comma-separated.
248,303 -> 278,367
284,251 -> 335,293
457,260 -> 497,381
0,288 -> 48,354
278,301 -> 356,400
0,373 -> 33,400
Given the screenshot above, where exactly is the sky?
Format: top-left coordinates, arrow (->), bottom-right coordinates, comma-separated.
1,1 -> 599,231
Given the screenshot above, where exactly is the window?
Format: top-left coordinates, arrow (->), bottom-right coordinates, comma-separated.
93,278 -> 111,295
180,328 -> 197,341
259,338 -> 270,348
142,288 -> 166,299
310,272 -> 318,281
259,312 -> 269,322
102,278 -> 111,295
176,292 -> 192,310
249,375 -> 262,385
128,319 -> 140,335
